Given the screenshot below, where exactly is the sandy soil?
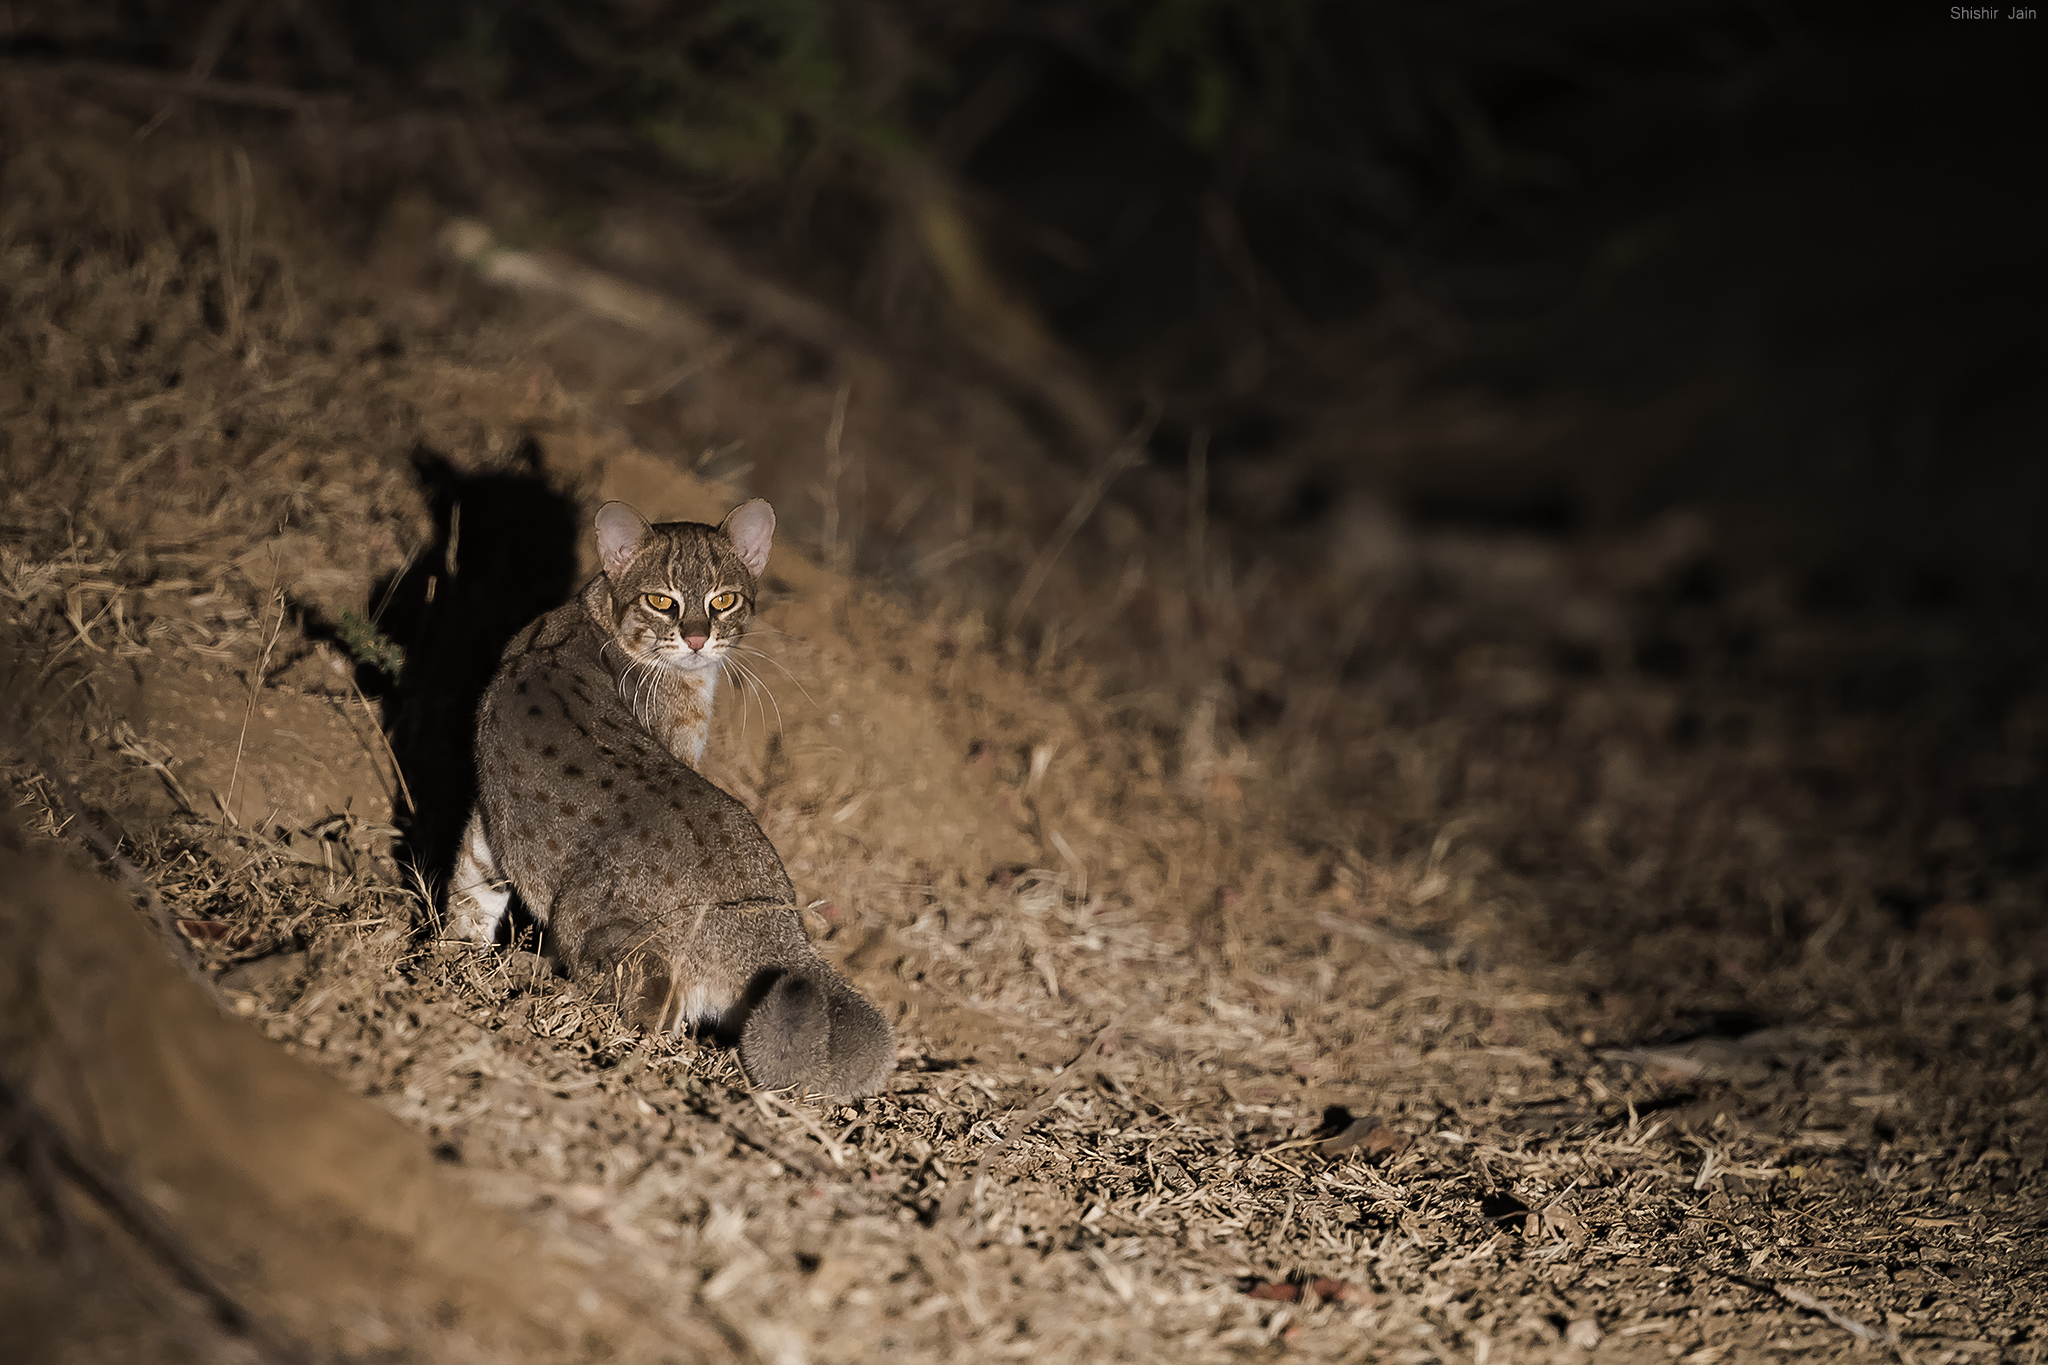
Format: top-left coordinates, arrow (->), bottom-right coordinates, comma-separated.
3,76 -> 2045,1365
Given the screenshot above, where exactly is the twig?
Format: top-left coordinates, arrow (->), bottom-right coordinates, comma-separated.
697,1106 -> 875,1201
439,219 -> 716,350
110,723 -> 196,815
1312,909 -> 1450,963
1769,1281 -> 1911,1360
1003,402 -> 1159,634
600,205 -> 865,360
1186,425 -> 1208,609
188,0 -> 254,86
34,594 -> 118,683
820,383 -> 854,578
5,57 -> 344,113
223,569 -> 286,826
753,1090 -> 848,1168
939,1006 -> 1134,1226
345,672 -> 414,817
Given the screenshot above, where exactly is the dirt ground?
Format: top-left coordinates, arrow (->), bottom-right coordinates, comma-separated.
3,75 -> 2046,1365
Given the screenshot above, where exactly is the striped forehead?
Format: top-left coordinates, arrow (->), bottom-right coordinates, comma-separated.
618,524 -> 748,597
660,529 -> 727,586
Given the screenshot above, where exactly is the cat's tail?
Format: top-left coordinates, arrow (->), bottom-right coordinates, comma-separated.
737,965 -> 895,1100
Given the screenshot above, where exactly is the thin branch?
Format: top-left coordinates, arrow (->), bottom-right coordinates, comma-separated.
1003,401 -> 1160,635
345,672 -> 415,818
7,58 -> 346,113
938,1006 -> 1134,1228
224,568 -> 286,826
1768,1282 -> 1908,1356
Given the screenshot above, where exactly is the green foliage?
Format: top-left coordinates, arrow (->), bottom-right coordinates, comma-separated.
1116,0 -> 1320,148
423,1 -> 1445,187
498,206 -> 602,253
444,8 -> 512,104
530,0 -> 921,179
571,0 -> 1332,176
337,610 -> 406,685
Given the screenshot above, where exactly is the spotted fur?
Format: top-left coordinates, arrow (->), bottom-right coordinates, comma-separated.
444,500 -> 894,1099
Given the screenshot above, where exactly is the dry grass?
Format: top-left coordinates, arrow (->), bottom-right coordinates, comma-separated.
2,76 -> 2045,1365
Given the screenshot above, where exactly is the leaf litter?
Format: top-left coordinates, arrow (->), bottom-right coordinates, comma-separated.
0,76 -> 2044,1365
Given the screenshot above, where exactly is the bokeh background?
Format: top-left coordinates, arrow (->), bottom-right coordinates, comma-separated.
3,5 -> 2045,1362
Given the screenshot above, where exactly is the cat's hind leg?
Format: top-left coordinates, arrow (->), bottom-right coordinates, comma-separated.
444,808 -> 512,942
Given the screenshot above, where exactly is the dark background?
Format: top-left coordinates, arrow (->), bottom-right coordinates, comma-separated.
9,1 -> 2041,580
6,10 -> 2048,1358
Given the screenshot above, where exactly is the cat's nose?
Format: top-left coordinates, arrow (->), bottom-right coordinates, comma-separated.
683,633 -> 709,652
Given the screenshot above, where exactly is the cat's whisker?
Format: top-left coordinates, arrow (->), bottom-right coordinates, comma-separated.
638,667 -> 658,725
748,662 -> 785,736
639,663 -> 670,732
741,665 -> 768,740
618,658 -> 656,721
725,656 -> 784,737
719,657 -> 764,738
735,661 -> 771,739
729,664 -> 796,729
715,658 -> 756,740
729,644 -> 820,709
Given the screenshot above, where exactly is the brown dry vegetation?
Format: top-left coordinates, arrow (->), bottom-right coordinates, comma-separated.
3,73 -> 2046,1365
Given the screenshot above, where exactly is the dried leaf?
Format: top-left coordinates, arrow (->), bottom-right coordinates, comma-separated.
216,950 -> 307,994
1541,1201 -> 1590,1248
177,918 -> 253,949
1920,902 -> 1995,948
1314,1116 -> 1376,1156
1362,1126 -> 1411,1162
1308,1278 -> 1372,1306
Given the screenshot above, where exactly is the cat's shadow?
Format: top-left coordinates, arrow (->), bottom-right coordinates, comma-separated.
363,440 -> 582,938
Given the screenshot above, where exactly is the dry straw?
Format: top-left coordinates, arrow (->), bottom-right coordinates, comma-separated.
0,77 -> 2040,1365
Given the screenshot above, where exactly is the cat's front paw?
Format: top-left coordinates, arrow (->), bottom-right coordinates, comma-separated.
445,809 -> 512,942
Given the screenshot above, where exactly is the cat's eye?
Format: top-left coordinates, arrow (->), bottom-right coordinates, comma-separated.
708,591 -> 740,613
643,593 -> 676,613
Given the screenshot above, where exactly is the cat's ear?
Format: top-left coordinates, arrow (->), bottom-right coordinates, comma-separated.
720,499 -> 775,578
594,502 -> 653,578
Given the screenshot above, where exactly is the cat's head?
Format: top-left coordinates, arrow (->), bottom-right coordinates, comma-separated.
593,499 -> 774,678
